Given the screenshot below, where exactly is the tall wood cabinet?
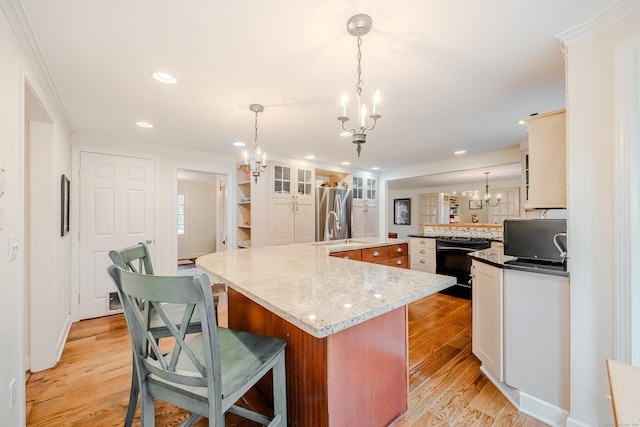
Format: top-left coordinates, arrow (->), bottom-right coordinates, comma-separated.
269,161 -> 315,245
520,109 -> 566,209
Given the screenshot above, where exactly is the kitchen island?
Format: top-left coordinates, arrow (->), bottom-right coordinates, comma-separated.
197,239 -> 456,426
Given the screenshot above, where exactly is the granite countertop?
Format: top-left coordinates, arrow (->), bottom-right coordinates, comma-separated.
309,236 -> 409,253
196,240 -> 455,339
469,248 -> 569,277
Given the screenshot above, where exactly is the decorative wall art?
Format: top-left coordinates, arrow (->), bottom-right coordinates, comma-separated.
394,198 -> 411,225
61,175 -> 70,236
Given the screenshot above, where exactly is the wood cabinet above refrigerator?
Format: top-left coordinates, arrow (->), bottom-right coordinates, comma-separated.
521,109 -> 567,209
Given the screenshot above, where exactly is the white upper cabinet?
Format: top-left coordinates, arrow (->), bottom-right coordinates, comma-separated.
521,109 -> 566,209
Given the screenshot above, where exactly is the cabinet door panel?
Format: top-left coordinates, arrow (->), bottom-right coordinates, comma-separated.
330,249 -> 362,261
269,198 -> 295,245
388,244 -> 408,258
294,198 -> 315,243
362,246 -> 389,262
471,260 -> 503,381
364,204 -> 378,238
387,256 -> 408,268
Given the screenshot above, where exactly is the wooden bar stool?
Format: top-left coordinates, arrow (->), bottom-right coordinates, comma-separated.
606,358 -> 640,426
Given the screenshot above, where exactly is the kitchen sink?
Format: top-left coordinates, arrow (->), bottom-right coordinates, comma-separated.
308,239 -> 368,247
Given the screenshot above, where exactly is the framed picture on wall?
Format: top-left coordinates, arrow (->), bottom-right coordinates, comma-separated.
61,175 -> 70,236
394,198 -> 411,225
469,199 -> 483,210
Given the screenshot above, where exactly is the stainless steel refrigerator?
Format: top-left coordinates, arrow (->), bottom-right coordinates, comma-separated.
315,187 -> 353,241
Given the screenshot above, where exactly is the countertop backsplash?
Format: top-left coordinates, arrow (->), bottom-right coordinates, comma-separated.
421,223 -> 503,240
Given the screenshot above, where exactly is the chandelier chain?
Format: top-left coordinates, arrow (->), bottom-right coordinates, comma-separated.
254,110 -> 259,146
356,36 -> 363,99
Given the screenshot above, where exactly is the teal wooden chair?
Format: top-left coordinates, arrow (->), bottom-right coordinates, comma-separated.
107,265 -> 287,426
109,243 -> 207,426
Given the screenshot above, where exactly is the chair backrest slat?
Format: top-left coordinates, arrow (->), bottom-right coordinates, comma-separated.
109,243 -> 154,275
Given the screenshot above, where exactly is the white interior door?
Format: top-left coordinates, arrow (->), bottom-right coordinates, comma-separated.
488,187 -> 520,224
79,152 -> 155,319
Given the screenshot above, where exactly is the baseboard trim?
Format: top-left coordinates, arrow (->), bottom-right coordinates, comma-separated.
518,391 -> 569,427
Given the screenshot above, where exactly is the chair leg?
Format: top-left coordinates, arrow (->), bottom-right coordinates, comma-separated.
124,373 -> 138,427
271,352 -> 287,426
140,387 -> 156,427
124,355 -> 139,427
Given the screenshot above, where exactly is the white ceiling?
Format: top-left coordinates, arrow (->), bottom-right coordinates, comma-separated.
20,0 -> 617,173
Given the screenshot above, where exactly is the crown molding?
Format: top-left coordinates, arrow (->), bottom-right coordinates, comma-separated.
1,0 -> 72,134
556,0 -> 640,48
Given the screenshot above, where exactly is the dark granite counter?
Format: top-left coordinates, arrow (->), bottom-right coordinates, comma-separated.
469,248 -> 569,277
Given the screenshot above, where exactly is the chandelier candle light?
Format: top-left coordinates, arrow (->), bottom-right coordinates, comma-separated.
243,104 -> 267,184
338,14 -> 381,157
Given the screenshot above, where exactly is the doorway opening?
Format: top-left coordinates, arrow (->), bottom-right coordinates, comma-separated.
176,170 -> 227,272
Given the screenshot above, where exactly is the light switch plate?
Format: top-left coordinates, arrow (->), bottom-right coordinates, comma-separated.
8,236 -> 18,261
0,168 -> 5,197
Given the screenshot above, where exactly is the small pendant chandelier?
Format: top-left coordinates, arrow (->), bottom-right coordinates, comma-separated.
338,14 -> 381,157
242,104 -> 267,184
472,172 -> 502,208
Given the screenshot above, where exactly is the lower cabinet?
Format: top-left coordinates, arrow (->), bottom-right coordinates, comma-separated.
471,260 -> 504,382
410,237 -> 436,273
503,269 -> 570,412
471,259 -> 570,423
330,243 -> 408,268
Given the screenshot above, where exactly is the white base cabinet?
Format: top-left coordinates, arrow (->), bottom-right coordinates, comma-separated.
410,237 -> 436,273
472,259 -> 569,427
471,260 -> 504,382
504,269 -> 570,411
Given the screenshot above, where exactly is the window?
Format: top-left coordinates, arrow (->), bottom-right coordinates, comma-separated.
177,194 -> 185,235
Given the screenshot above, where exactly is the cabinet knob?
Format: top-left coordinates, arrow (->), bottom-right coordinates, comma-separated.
396,247 -> 403,253
420,259 -> 425,264
420,249 -> 425,254
344,256 -> 350,260
396,260 -> 402,265
420,240 -> 425,244
373,251 -> 379,257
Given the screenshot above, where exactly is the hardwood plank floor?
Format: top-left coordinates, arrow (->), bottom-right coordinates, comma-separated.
26,291 -> 548,426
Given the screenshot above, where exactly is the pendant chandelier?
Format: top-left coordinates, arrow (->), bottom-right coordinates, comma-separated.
242,104 -> 267,184
472,172 -> 502,208
338,14 -> 381,157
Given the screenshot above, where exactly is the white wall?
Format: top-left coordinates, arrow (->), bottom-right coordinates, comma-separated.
563,5 -> 640,427
0,4 -> 73,424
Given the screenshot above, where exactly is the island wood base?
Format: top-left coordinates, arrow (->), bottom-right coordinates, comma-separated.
228,288 -> 408,426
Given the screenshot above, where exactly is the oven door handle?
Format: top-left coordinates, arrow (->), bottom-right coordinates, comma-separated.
437,246 -> 482,252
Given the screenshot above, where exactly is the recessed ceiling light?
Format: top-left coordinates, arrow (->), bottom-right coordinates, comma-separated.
371,166 -> 380,170
454,150 -> 466,155
341,161 -> 351,166
233,141 -> 246,147
518,119 -> 525,125
136,121 -> 154,128
150,71 -> 177,84
305,155 -> 315,159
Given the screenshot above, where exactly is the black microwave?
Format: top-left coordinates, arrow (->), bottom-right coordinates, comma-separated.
503,219 -> 567,263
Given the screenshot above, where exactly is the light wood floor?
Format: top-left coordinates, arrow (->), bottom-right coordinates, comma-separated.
26,291 -> 548,426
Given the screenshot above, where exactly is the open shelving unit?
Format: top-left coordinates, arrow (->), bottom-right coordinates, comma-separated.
237,166 -> 252,248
